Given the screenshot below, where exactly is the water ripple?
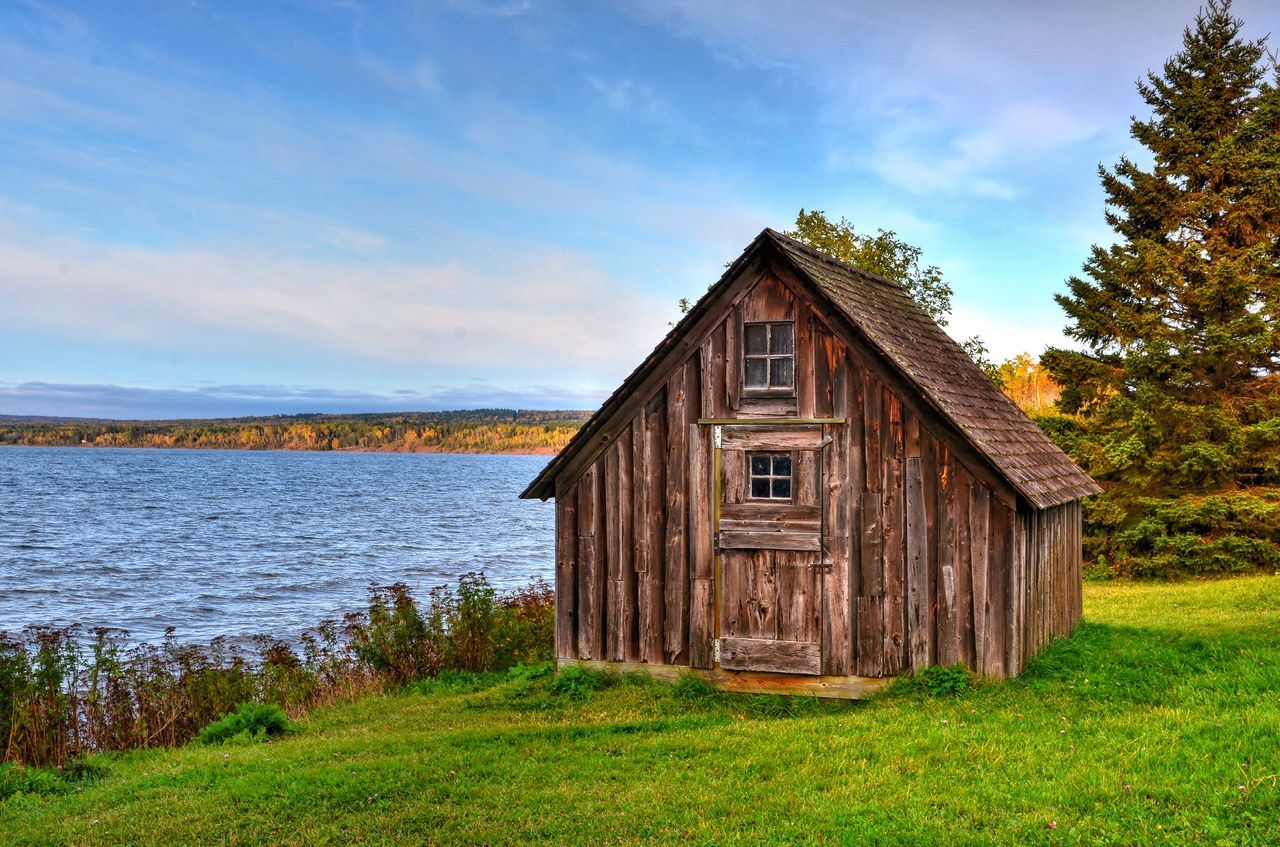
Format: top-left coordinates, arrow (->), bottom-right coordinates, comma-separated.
0,447 -> 555,641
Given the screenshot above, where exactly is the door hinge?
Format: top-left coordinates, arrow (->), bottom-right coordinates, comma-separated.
712,424 -> 722,449
713,531 -> 720,551
713,638 -> 721,664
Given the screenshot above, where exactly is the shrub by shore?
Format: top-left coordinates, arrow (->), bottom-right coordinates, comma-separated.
0,573 -> 552,769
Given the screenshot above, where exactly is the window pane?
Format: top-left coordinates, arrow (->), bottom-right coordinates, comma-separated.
750,455 -> 770,476
751,478 -> 771,498
744,357 -> 768,388
744,324 -> 768,355
772,455 -> 792,476
770,356 -> 794,387
770,322 -> 794,354
772,478 -> 791,499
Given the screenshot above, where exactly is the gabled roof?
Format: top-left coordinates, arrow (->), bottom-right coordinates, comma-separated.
522,228 -> 1101,509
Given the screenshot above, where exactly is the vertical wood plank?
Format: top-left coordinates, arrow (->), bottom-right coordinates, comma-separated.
663,368 -> 690,664
775,552 -> 819,643
638,393 -> 665,663
576,463 -> 603,660
605,444 -> 624,661
1008,512 -> 1025,674
955,473 -> 974,669
984,499 -> 1009,678
859,491 -> 884,595
1072,503 -> 1079,629
881,391 -> 905,676
847,359 -> 865,605
689,577 -> 713,669
1033,510 -> 1040,664
688,423 -> 714,669
856,595 -> 884,677
905,456 -> 929,670
905,413 -> 922,460
938,448 -> 959,666
862,369 -> 882,488
746,551 -> 777,639
699,335 -> 716,419
554,492 -> 578,659
813,327 -> 835,419
969,484 -> 991,675
796,449 -> 819,508
629,417 -> 646,663
725,303 -> 741,413
617,425 -> 638,662
829,362 -> 851,538
709,324 -> 727,419
922,431 -> 940,667
721,549 -> 742,638
1040,509 -> 1049,651
821,534 -> 852,676
796,312 -> 816,418
822,375 -> 852,676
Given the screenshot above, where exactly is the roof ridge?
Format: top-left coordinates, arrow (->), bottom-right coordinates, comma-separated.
763,228 -> 903,291
523,226 -> 1100,508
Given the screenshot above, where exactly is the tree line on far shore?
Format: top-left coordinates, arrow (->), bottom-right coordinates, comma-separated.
0,409 -> 591,454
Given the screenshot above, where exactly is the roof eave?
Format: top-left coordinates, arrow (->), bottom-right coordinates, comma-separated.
518,230 -> 779,500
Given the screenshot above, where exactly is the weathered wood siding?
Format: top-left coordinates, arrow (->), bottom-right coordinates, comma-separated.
1009,500 -> 1084,674
552,268 -> 1083,678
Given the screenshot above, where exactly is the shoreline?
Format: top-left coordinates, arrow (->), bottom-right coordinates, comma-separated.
0,443 -> 562,456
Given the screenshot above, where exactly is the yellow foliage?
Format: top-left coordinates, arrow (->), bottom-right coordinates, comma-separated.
998,353 -> 1062,414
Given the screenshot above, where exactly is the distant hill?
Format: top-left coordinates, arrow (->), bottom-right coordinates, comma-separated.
0,409 -> 593,455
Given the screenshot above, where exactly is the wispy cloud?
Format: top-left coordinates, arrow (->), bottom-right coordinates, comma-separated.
0,225 -> 673,373
323,225 -> 388,254
0,380 -> 600,420
585,75 -> 667,116
443,0 -> 534,18
842,101 -> 1104,200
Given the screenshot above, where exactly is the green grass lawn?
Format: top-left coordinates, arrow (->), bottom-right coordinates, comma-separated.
4,577 -> 1278,846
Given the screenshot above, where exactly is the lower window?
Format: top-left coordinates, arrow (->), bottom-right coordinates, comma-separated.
748,452 -> 792,500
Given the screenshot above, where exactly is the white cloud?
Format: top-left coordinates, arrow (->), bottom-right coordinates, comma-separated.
946,303 -> 1071,361
584,75 -> 668,117
0,380 -> 601,419
443,0 -> 533,18
0,227 -> 673,376
618,0 -> 1192,201
852,100 -> 1102,200
323,225 -> 388,254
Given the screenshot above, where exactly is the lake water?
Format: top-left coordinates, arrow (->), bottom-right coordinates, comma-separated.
0,447 -> 555,642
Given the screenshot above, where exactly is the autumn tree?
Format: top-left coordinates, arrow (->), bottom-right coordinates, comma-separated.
997,353 -> 1062,414
1042,0 -> 1280,575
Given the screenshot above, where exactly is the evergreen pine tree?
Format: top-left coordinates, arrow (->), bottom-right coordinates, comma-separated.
1043,0 -> 1280,575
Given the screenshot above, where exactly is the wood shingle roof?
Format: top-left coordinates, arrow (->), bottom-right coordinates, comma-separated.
765,228 -> 1100,509
522,228 -> 1100,509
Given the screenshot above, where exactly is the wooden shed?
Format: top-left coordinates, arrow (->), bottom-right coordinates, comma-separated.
521,229 -> 1100,697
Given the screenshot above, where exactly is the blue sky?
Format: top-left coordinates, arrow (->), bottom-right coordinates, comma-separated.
2,0 -> 1277,419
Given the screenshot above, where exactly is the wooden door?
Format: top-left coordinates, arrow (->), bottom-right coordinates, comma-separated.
716,425 -> 826,675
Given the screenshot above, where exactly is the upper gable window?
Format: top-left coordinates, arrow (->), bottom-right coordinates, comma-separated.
743,321 -> 795,391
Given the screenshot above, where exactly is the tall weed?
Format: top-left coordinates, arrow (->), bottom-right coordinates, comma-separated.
0,573 -> 553,767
